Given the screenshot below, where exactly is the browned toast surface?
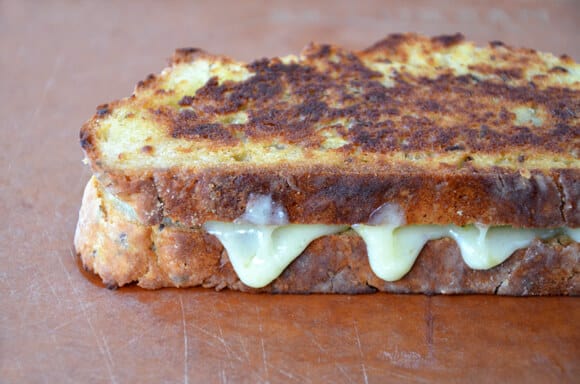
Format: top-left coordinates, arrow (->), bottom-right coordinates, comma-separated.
80,34 -> 580,227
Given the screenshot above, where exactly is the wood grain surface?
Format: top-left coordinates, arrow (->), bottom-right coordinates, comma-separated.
1,1 -> 579,382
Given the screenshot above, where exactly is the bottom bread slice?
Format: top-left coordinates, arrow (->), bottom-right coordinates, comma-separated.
74,177 -> 579,295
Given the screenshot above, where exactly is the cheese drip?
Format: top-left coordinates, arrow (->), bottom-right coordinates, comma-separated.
353,203 -> 564,281
353,224 -> 563,281
204,222 -> 347,288
204,194 -> 346,288
204,197 -> 578,287
565,227 -> 580,242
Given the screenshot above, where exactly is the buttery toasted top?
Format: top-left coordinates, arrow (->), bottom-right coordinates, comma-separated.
82,33 -> 579,172
80,34 -> 580,227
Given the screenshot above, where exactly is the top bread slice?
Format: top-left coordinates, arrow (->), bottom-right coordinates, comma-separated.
80,33 -> 580,228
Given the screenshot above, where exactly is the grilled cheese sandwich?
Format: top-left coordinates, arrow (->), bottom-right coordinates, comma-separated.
76,33 -> 579,294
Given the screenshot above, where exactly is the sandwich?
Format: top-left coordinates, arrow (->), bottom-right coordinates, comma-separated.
75,33 -> 579,294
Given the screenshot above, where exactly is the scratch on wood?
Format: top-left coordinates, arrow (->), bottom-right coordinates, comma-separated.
179,295 -> 189,384
69,241 -> 81,262
277,368 -> 296,380
42,272 -> 62,305
425,297 -> 434,359
278,367 -> 311,383
218,325 -> 235,368
381,347 -> 423,369
335,363 -> 355,384
256,306 -> 269,382
61,249 -> 117,384
353,321 -> 368,384
125,325 -> 158,346
101,335 -> 116,379
49,302 -> 98,332
306,331 -> 326,354
260,337 -> 269,382
238,335 -> 251,362
190,323 -> 240,363
31,52 -> 62,123
50,333 -> 66,370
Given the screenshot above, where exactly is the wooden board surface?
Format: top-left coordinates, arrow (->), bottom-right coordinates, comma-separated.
1,1 -> 579,382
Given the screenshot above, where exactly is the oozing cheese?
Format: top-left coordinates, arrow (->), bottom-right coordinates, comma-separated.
203,196 -> 578,288
446,225 -> 539,270
565,227 -> 580,242
353,224 -> 564,281
204,194 -> 346,288
355,203 -> 571,280
204,222 -> 347,288
352,224 -> 446,281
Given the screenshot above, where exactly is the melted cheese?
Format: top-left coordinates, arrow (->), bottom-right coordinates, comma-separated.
204,222 -> 347,287
352,224 -> 446,281
353,224 -> 562,281
446,225 -> 539,270
203,196 -> 578,287
204,194 -> 347,288
565,227 -> 580,242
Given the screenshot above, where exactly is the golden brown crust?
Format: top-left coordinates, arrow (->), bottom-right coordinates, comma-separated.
74,176 -> 153,288
75,178 -> 579,295
559,169 -> 580,225
80,33 -> 580,227
93,165 -> 576,227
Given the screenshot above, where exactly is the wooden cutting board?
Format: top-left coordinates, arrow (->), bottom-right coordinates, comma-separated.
2,1 -> 579,382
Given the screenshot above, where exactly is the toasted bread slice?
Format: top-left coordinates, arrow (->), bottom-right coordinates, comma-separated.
80,33 -> 580,228
75,176 -> 579,294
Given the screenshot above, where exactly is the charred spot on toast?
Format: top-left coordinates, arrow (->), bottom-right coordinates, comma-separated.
431,33 -> 465,47
80,127 -> 93,151
178,95 -> 194,106
171,47 -> 205,64
96,104 -> 111,117
136,74 -> 157,90
172,122 -> 233,141
363,33 -> 411,54
489,40 -> 506,48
